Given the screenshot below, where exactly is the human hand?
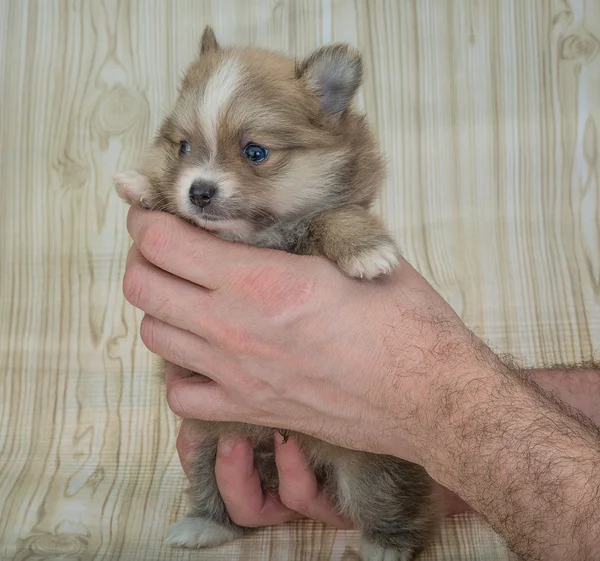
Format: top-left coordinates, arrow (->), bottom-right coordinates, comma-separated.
124,207 -> 490,466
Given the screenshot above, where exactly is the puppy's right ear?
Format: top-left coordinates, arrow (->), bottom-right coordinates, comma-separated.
200,25 -> 219,55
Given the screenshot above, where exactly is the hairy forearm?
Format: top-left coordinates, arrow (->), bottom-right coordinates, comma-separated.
420,354 -> 600,561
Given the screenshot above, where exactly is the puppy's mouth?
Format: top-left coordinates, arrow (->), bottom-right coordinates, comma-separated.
189,211 -> 252,234
186,202 -> 279,233
195,212 -> 220,222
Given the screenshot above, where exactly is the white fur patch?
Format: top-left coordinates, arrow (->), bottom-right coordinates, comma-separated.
166,517 -> 241,548
175,56 -> 243,221
200,56 -> 242,154
339,242 -> 400,280
361,541 -> 412,561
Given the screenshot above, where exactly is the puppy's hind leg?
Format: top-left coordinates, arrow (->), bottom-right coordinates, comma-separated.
166,438 -> 252,548
331,452 -> 441,561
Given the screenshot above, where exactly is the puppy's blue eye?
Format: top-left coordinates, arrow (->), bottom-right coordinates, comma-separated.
243,143 -> 268,163
179,140 -> 191,156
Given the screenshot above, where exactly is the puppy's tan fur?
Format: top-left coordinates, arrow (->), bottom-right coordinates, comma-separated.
116,27 -> 441,560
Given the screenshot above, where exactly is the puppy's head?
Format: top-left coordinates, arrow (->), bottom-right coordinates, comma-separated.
139,27 -> 383,239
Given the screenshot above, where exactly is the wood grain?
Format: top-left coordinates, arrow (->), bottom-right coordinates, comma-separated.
1,1 -> 598,559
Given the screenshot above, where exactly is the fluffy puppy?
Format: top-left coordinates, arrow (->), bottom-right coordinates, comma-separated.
116,26 -> 441,561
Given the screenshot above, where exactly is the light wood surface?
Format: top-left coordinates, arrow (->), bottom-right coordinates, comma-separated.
1,1 -> 598,559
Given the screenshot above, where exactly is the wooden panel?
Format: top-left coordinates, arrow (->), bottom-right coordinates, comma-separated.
0,1 -> 597,559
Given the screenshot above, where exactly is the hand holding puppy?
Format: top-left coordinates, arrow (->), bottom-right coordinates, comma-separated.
124,205 -> 480,467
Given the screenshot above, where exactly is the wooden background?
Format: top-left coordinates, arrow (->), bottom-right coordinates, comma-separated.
1,1 -> 599,559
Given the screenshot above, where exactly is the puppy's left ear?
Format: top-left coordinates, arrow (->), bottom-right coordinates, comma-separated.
200,25 -> 219,55
297,44 -> 363,115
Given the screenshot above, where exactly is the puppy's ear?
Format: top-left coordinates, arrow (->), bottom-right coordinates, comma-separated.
200,25 -> 219,55
297,44 -> 362,115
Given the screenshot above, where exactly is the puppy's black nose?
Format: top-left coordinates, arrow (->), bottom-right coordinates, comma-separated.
189,180 -> 217,208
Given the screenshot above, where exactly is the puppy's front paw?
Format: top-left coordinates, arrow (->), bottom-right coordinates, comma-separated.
338,240 -> 400,280
166,517 -> 243,549
114,170 -> 150,208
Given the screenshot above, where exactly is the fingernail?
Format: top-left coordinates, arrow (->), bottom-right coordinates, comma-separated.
219,439 -> 236,456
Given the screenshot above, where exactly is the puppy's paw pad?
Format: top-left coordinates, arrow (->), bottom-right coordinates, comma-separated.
339,243 -> 400,280
166,518 -> 241,549
114,170 -> 149,206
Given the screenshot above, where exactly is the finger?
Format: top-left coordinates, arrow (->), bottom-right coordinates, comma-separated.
215,438 -> 302,528
124,245 -> 223,338
139,314 -> 225,379
275,433 -> 354,529
127,206 -> 258,290
164,361 -> 236,421
176,419 -> 206,476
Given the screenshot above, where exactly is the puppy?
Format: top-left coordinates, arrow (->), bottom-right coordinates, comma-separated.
116,26 -> 441,561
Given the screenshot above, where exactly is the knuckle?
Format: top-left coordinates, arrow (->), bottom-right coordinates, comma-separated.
228,511 -> 255,528
140,316 -> 188,368
122,264 -> 145,307
232,367 -> 268,399
280,491 -> 309,514
213,321 -> 264,359
137,220 -> 172,266
139,314 -> 158,351
222,325 -> 258,355
166,383 -> 188,418
267,370 -> 292,400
